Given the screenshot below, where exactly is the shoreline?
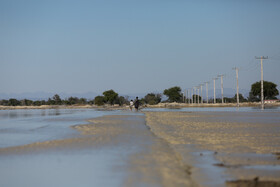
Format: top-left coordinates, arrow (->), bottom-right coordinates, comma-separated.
0,102 -> 279,110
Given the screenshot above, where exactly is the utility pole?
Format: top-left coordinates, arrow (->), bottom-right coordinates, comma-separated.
204,82 -> 209,104
186,89 -> 188,104
213,78 -> 218,104
197,87 -> 200,104
218,75 -> 224,104
184,89 -> 187,103
195,87 -> 198,104
233,67 -> 239,107
188,89 -> 190,104
192,87 -> 196,104
195,87 -> 197,104
191,88 -> 193,104
255,56 -> 268,110
200,84 -> 203,104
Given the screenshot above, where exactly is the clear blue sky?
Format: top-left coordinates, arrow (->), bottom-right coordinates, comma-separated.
1,0 -> 280,95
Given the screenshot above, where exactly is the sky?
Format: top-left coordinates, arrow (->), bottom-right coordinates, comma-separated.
1,0 -> 280,96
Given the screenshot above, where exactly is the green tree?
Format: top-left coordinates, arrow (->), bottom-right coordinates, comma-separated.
52,94 -> 62,105
249,81 -> 279,100
192,95 -> 202,102
232,93 -> 247,102
94,96 -> 105,106
21,99 -> 33,106
8,98 -> 21,106
144,93 -> 161,105
0,100 -> 9,106
46,98 -> 55,105
33,100 -> 43,106
248,92 -> 259,102
224,97 -> 234,103
66,97 -> 79,105
164,86 -> 182,102
78,98 -> 87,105
114,96 -> 129,106
88,99 -> 95,105
103,89 -> 118,105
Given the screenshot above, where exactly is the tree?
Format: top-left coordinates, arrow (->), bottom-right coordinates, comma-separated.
78,98 -> 87,105
144,93 -> 161,105
248,92 -> 259,102
94,96 -> 105,106
0,100 -> 9,106
103,89 -> 118,105
88,99 -> 95,105
66,97 -> 79,105
164,86 -> 182,102
224,97 -> 234,103
33,100 -> 43,106
115,96 -> 129,106
53,94 -> 62,105
21,99 -> 33,106
233,93 -> 247,102
8,98 -> 21,106
46,98 -> 55,105
192,95 -> 202,102
249,81 -> 279,100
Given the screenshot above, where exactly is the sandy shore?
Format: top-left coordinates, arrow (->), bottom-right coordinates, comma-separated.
144,111 -> 280,186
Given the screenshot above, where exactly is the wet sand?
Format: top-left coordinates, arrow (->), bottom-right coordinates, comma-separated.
144,111 -> 280,187
0,114 -> 196,187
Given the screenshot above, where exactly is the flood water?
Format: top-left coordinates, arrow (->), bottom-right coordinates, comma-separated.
143,106 -> 280,112
0,109 -> 143,187
0,107 -> 279,187
0,109 -> 124,148
0,147 -> 129,187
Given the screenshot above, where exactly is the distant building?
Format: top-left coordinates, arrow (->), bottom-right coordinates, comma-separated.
264,100 -> 279,104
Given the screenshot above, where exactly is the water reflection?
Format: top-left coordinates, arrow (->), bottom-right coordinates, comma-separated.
8,112 -> 18,119
0,109 -> 67,120
0,109 -> 120,148
47,109 -> 61,116
41,110 -> 46,116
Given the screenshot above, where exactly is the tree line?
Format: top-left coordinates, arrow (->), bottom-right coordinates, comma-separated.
0,94 -> 90,106
0,81 -> 278,106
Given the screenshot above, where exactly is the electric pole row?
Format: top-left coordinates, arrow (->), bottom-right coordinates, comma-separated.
186,56 -> 267,109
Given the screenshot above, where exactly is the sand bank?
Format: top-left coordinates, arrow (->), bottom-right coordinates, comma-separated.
144,111 -> 280,186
